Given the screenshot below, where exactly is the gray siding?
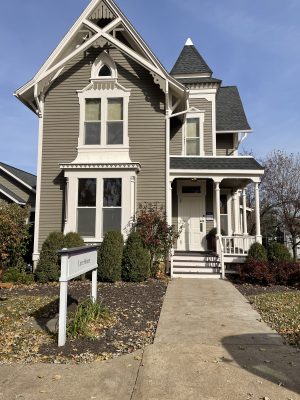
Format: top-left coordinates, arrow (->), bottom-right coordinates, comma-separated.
189,98 -> 213,156
216,133 -> 234,156
170,118 -> 182,155
39,47 -> 165,250
0,172 -> 35,206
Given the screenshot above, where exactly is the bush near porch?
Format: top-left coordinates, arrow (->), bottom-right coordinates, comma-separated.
237,242 -> 300,287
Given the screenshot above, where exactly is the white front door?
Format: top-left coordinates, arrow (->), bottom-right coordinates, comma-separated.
178,195 -> 206,251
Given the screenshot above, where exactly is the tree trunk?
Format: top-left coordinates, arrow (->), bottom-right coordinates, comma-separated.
291,235 -> 298,262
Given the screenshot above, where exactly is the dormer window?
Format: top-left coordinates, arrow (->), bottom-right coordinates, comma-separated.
99,64 -> 111,77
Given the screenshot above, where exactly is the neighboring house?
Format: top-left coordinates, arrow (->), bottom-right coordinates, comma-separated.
14,0 -> 264,278
0,162 -> 36,221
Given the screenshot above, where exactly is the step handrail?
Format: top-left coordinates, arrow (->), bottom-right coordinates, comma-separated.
217,235 -> 225,279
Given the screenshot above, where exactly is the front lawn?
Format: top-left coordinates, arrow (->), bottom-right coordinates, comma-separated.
235,282 -> 300,348
0,280 -> 167,364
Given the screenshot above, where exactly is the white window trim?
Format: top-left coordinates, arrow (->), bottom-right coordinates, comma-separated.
184,112 -> 205,156
64,170 -> 135,243
78,86 -> 130,149
91,51 -> 118,80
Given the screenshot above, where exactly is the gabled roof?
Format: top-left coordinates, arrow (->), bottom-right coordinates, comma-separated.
170,157 -> 263,171
0,162 -> 36,190
216,87 -> 251,132
0,184 -> 26,205
171,40 -> 212,76
15,0 -> 185,112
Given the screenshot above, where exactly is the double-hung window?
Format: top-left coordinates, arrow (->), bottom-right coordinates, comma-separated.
77,178 -> 97,237
103,178 -> 122,235
83,98 -> 124,146
186,118 -> 200,156
85,100 -> 101,145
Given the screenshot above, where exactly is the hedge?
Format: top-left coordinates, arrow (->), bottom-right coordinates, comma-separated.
122,231 -> 150,282
97,231 -> 123,282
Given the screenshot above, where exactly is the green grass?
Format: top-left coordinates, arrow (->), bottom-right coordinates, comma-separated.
67,298 -> 112,339
249,291 -> 300,347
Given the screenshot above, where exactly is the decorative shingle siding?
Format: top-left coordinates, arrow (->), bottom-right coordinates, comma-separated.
39,47 -> 166,250
189,98 -> 213,156
216,133 -> 235,156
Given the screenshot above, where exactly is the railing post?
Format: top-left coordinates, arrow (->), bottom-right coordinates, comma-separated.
170,248 -> 174,278
254,182 -> 262,244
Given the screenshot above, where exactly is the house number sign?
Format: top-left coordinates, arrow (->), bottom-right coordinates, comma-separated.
57,245 -> 99,347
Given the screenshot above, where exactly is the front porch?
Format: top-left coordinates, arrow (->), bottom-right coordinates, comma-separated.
168,157 -> 264,278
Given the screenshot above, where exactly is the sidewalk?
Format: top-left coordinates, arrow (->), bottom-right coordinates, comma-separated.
1,279 -> 300,400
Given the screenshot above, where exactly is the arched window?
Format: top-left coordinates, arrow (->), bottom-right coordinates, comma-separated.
98,64 -> 111,77
91,51 -> 118,80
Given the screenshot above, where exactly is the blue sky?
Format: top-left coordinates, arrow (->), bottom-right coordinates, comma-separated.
1,0 -> 300,174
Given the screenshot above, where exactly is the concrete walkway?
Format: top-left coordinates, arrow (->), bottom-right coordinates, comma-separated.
1,279 -> 300,400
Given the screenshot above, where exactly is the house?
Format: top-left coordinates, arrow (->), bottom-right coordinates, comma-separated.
14,0 -> 264,278
0,162 -> 36,221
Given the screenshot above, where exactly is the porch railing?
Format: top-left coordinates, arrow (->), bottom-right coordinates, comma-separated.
221,235 -> 256,256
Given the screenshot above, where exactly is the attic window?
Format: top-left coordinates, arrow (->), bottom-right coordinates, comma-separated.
99,65 -> 111,77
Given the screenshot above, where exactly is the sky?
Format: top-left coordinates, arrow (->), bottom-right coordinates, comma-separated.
1,0 -> 300,174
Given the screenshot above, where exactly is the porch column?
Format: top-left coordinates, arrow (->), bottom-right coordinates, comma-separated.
215,181 -> 221,235
168,180 -> 173,226
254,182 -> 262,243
242,189 -> 248,235
232,191 -> 239,235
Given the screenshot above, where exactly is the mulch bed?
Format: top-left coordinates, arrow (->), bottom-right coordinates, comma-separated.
0,279 -> 167,364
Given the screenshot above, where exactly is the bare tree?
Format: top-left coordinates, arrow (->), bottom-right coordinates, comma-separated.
263,150 -> 300,260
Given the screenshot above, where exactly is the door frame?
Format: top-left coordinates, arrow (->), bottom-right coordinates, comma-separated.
177,180 -> 207,251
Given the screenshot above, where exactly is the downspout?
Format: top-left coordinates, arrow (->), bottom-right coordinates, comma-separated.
32,84 -> 44,269
165,81 -> 170,224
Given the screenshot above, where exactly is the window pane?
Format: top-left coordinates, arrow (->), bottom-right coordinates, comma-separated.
187,118 -> 199,138
103,178 -> 122,207
77,208 -> 96,237
85,99 -> 101,120
99,65 -> 111,77
108,98 -> 123,120
186,139 -> 199,156
182,186 -> 201,194
107,122 -> 123,144
103,208 -> 121,235
78,179 -> 96,207
85,122 -> 101,145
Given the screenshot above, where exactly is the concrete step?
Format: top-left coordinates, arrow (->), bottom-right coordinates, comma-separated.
173,261 -> 220,268
172,272 -> 221,279
173,255 -> 219,262
173,267 -> 220,273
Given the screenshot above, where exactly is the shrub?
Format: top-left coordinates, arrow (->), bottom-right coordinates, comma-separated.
267,242 -> 292,262
238,260 -> 300,286
64,232 -> 85,249
238,260 -> 274,285
122,231 -> 150,282
131,203 -> 180,277
2,264 -> 34,285
67,299 -> 111,339
35,231 -> 64,283
98,231 -> 123,282
0,201 -> 30,270
247,243 -> 268,262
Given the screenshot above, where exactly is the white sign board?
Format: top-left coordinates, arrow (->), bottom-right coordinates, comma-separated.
58,245 -> 99,347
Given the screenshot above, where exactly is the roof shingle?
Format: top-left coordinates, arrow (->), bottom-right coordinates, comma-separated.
170,157 -> 263,170
216,87 -> 251,131
171,45 -> 212,76
0,162 -> 36,189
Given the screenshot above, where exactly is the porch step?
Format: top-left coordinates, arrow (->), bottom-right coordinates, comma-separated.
172,251 -> 221,279
172,272 -> 221,279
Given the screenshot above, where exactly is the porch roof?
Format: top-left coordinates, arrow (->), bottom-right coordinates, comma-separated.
170,156 -> 264,171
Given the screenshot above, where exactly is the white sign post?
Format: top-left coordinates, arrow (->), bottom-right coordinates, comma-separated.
57,245 -> 99,347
